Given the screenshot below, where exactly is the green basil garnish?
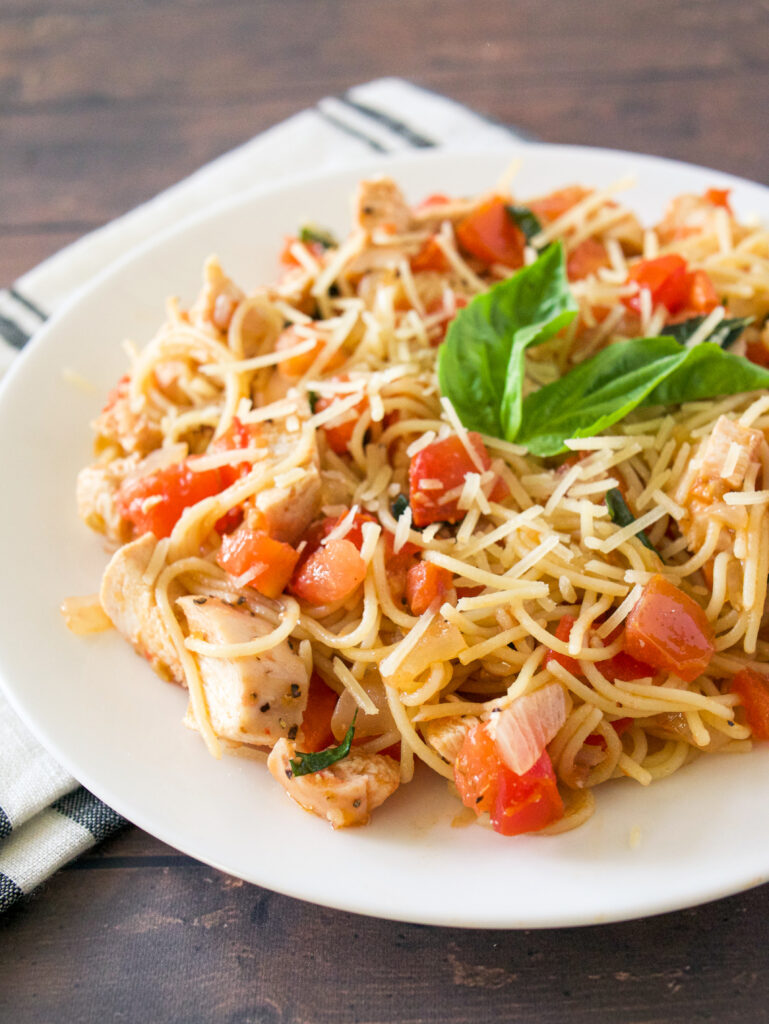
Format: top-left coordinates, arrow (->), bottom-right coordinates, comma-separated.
308,390 -> 319,414
391,493 -> 410,519
289,711 -> 357,777
605,488 -> 658,556
438,243 -> 578,442
506,204 -> 544,244
299,224 -> 338,249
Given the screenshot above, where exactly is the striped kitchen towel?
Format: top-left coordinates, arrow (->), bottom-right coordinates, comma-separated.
0,77 -> 529,910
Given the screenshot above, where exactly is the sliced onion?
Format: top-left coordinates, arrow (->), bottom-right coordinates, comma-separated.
493,684 -> 568,776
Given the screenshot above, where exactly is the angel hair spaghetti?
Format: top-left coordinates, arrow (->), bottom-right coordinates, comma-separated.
68,172 -> 769,835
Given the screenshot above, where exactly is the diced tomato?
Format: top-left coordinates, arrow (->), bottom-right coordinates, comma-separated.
454,723 -> 563,836
290,538 -> 366,605
406,561 -> 454,615
567,238 -> 609,280
410,235 -> 451,274
279,236 -> 325,268
545,616 -> 655,682
746,337 -> 769,369
315,390 -> 368,455
545,615 -> 583,676
101,374 -> 129,414
528,186 -> 592,224
623,255 -> 719,318
116,461 -> 229,540
455,197 -> 526,268
299,672 -> 339,752
408,432 -> 506,527
214,506 -> 244,536
584,717 -> 633,748
414,192 -> 452,212
731,668 -> 769,740
624,574 -> 715,683
275,325 -> 321,378
705,188 -> 732,212
426,293 -> 469,346
490,750 -> 563,837
216,527 -> 299,599
456,585 -> 484,599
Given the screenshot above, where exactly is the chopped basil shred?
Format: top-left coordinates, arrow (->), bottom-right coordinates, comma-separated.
664,314 -> 753,349
391,493 -> 410,519
299,224 -> 338,249
506,204 -> 544,244
605,488 -> 659,556
308,390 -> 319,414
289,711 -> 358,778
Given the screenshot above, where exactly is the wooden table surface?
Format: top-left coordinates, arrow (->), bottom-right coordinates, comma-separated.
3,1 -> 769,1021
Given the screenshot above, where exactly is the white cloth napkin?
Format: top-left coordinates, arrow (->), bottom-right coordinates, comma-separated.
0,78 -> 527,910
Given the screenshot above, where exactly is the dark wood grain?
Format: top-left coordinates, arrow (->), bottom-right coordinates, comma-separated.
3,1 -> 769,1020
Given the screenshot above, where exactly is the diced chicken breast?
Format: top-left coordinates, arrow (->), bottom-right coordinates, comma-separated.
421,716 -> 477,764
697,415 -> 763,490
177,595 -> 308,747
355,177 -> 413,236
267,739 -> 400,828
76,455 -> 138,544
100,534 -> 183,683
92,376 -> 162,457
189,256 -> 246,335
247,463 -> 321,544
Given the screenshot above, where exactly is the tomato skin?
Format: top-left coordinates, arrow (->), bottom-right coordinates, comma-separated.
415,192 -> 452,211
408,432 -> 504,527
290,538 -> 366,605
624,574 -> 715,683
528,186 -> 592,224
455,197 -> 526,268
490,751 -> 564,837
545,615 -> 655,681
567,238 -> 609,280
454,724 -> 564,836
406,561 -> 454,615
116,462 -> 227,540
410,235 -> 450,274
315,392 -> 368,455
300,672 -> 339,752
584,717 -> 633,748
544,615 -> 583,676
704,187 -> 732,211
731,669 -> 769,740
216,527 -> 299,599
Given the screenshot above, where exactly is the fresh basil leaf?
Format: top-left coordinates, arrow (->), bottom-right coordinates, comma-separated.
517,336 -> 686,456
605,488 -> 658,555
437,242 -> 578,440
290,711 -> 358,777
299,224 -> 338,249
643,342 -> 769,407
307,390 -> 319,414
664,315 -> 753,349
391,493 -> 410,519
506,204 -> 543,244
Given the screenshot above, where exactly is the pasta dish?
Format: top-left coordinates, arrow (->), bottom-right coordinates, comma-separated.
67,171 -> 769,837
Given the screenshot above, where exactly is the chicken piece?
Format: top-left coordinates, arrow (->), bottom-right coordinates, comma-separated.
421,716 -> 477,764
355,177 -> 413,236
100,534 -> 183,683
267,739 -> 400,828
92,376 -> 163,457
177,595 -> 308,747
247,463 -> 321,544
189,256 -> 246,335
696,415 -> 763,491
76,454 -> 138,543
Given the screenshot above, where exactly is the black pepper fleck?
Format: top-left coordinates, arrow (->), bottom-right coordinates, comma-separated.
260,702 -> 271,713
288,725 -> 298,740
285,768 -> 293,780
352,799 -> 361,808
237,596 -> 247,606
290,683 -> 301,698
193,597 -> 207,605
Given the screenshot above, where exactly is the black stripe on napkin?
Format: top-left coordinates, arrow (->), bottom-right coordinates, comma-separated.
338,94 -> 436,148
315,109 -> 390,153
0,873 -> 24,912
0,313 -> 30,350
0,807 -> 11,841
9,287 -> 48,323
52,789 -> 126,842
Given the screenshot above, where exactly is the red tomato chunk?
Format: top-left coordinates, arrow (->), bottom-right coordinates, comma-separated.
290,538 -> 366,605
299,672 -> 339,752
455,197 -> 525,269
624,574 -> 715,683
217,527 -> 299,600
623,255 -> 719,318
116,462 -> 229,540
454,722 -> 564,837
408,432 -> 506,527
731,668 -> 769,741
406,562 -> 454,615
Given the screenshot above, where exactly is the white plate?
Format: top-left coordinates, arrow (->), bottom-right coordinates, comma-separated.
2,145 -> 769,929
